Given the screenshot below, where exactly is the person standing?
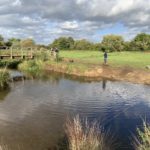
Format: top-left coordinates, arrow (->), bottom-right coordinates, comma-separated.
104,51 -> 108,64
54,47 -> 59,61
51,47 -> 54,56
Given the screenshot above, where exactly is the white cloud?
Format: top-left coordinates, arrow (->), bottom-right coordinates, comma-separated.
61,21 -> 79,30
0,0 -> 150,44
12,0 -> 21,6
110,0 -> 135,15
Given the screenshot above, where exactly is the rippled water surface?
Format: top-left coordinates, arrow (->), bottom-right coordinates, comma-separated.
0,73 -> 150,150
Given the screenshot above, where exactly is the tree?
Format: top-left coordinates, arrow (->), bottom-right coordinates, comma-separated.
130,33 -> 150,51
36,44 -> 49,50
0,34 -> 4,47
67,37 -> 74,49
101,35 -> 125,52
5,41 -> 12,47
0,35 -> 4,41
50,37 -> 75,50
21,39 -> 35,48
7,38 -> 21,48
123,41 -> 131,51
73,39 -> 93,50
93,43 -> 101,51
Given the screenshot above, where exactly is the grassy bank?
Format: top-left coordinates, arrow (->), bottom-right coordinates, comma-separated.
60,51 -> 150,69
0,69 -> 10,89
17,50 -> 150,84
45,59 -> 150,85
46,60 -> 90,75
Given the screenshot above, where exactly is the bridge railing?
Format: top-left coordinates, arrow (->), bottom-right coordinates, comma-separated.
0,47 -> 34,59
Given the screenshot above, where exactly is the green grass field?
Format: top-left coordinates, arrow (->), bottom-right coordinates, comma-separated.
60,51 -> 150,69
1,50 -> 150,69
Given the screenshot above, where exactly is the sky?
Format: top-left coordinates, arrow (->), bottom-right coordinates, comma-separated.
0,0 -> 150,44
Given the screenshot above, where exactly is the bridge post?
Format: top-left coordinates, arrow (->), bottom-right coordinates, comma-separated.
10,47 -> 13,59
31,47 -> 33,59
21,47 -> 23,59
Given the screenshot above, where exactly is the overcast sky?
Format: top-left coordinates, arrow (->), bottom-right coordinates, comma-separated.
0,0 -> 150,44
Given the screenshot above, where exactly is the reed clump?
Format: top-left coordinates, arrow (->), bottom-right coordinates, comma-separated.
0,69 -> 10,89
18,60 -> 45,75
135,122 -> 150,150
65,115 -> 111,150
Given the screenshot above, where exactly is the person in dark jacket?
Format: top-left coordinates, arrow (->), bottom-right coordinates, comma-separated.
104,51 -> 108,64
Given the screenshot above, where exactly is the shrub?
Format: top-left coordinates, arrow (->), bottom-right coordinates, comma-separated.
0,60 -> 21,69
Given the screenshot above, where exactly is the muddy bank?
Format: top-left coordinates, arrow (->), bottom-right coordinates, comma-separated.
46,64 -> 150,85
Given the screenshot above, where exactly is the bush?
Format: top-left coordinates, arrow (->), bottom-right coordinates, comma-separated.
0,60 -> 22,69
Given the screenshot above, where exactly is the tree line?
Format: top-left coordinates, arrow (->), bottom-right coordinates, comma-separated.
49,33 -> 150,51
0,33 -> 150,52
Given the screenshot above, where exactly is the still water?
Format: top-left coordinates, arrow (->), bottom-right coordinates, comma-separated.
0,73 -> 150,150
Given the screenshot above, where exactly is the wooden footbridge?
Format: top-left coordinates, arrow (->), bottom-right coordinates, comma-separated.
0,46 -> 35,60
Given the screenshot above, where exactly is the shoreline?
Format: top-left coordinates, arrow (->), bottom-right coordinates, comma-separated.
45,63 -> 150,85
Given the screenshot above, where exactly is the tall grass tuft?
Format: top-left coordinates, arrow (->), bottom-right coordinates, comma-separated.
135,122 -> 150,150
18,60 -> 45,76
65,115 -> 111,150
0,68 -> 10,89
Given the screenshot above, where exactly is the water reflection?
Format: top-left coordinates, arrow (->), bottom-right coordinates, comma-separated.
0,88 -> 10,101
0,73 -> 149,150
102,79 -> 107,90
24,70 -> 103,84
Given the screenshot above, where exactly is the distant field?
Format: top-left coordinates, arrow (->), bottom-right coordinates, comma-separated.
0,50 -> 150,69
60,50 -> 150,69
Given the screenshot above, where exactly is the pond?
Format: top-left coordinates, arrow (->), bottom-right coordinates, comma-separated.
0,72 -> 150,150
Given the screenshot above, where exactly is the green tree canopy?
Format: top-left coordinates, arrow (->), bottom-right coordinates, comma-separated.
21,39 -> 35,48
130,33 -> 150,51
50,37 -> 74,50
0,35 -> 4,47
7,38 -> 21,48
73,39 -> 93,50
93,43 -> 101,51
101,35 -> 125,52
